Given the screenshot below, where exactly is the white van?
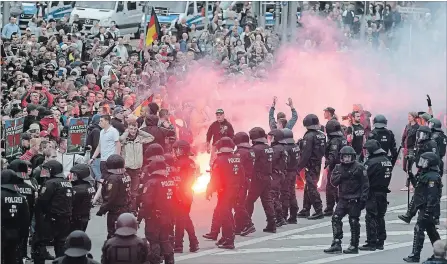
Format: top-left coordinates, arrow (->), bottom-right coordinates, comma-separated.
69,1 -> 142,37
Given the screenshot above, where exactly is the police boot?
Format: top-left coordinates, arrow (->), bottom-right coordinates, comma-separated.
343,218 -> 360,254
287,207 -> 298,224
217,238 -> 235,250
359,243 -> 376,251
240,224 -> 256,236
297,209 -> 310,218
276,217 -> 287,227
189,243 -> 200,253
174,246 -> 183,253
307,211 -> 324,220
165,254 -> 175,264
376,240 -> 384,250
323,239 -> 342,254
263,221 -> 277,233
323,208 -> 334,217
202,233 -> 218,240
403,253 -> 420,263
215,237 -> 226,246
398,214 -> 412,224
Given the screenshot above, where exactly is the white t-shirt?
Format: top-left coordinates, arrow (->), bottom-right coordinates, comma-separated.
99,126 -> 120,161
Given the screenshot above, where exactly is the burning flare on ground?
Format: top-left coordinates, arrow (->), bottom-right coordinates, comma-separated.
192,152 -> 211,193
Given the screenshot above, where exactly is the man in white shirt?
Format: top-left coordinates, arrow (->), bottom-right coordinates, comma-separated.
113,37 -> 129,63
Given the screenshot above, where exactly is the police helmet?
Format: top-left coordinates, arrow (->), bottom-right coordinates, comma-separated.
279,128 -> 295,144
268,129 -> 285,144
8,159 -> 29,178
416,126 -> 432,142
325,120 -> 342,135
144,143 -> 165,162
363,139 -> 385,157
339,146 -> 357,164
249,127 -> 268,143
417,152 -> 440,171
428,118 -> 443,132
215,137 -> 235,153
64,230 -> 92,257
106,154 -> 125,174
70,163 -> 94,183
1,169 -> 20,185
42,160 -> 64,177
172,140 -> 192,156
146,160 -> 168,176
373,115 -> 388,128
233,132 -> 250,147
163,153 -> 175,166
303,114 -> 320,130
115,213 -> 138,236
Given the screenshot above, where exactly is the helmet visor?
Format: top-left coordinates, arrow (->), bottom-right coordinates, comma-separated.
417,157 -> 429,168
417,131 -> 429,141
341,154 -> 353,163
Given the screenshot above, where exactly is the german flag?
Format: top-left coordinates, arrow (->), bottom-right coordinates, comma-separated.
145,8 -> 161,47
133,94 -> 154,117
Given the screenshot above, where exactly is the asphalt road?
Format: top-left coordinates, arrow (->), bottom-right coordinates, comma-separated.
37,166 -> 447,264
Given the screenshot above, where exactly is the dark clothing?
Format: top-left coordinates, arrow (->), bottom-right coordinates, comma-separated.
271,143 -> 287,222
282,143 -> 300,220
101,235 -> 150,264
36,175 -> 73,217
111,118 -> 125,135
141,115 -> 166,149
86,123 -> 101,159
24,115 -> 39,132
71,181 -> 95,232
402,123 -> 420,149
52,256 -> 100,264
422,257 -> 447,264
268,107 -> 298,130
432,131 -> 447,173
347,123 -> 365,155
324,133 -> 347,211
368,128 -> 399,165
414,140 -> 439,168
206,119 -> 235,145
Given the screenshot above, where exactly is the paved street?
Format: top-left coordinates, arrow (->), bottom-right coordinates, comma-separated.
38,166 -> 447,263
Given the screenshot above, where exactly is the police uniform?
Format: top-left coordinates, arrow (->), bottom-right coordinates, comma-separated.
268,129 -> 288,227
96,155 -> 131,239
102,213 -> 150,264
172,140 -> 199,253
33,160 -> 73,263
429,118 -> 446,224
245,127 -> 276,233
164,153 -> 180,247
53,230 -> 100,264
1,169 -> 30,264
359,140 -> 393,251
70,164 -> 96,232
324,146 -> 369,254
206,137 -> 245,249
139,160 -> 175,264
403,152 -> 442,263
297,114 -> 326,220
279,128 -> 300,224
368,115 -> 399,165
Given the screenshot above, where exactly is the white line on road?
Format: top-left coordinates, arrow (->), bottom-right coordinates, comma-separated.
389,209 -> 447,214
275,230 -> 447,240
176,195 -> 446,262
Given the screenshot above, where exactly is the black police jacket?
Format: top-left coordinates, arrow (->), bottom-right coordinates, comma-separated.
271,143 -> 288,175
432,131 -> 446,158
368,128 -> 398,163
415,139 -> 439,162
412,170 -> 441,215
284,143 -> 300,172
52,256 -> 100,264
297,130 -> 326,172
331,161 -> 369,201
235,145 -> 255,182
99,172 -> 131,215
101,235 -> 150,264
138,174 -> 175,223
72,181 -> 95,217
37,174 -> 73,217
364,153 -> 393,193
174,156 -> 198,200
252,142 -> 274,180
1,185 -> 30,239
15,179 -> 37,220
325,134 -> 348,171
208,152 -> 245,195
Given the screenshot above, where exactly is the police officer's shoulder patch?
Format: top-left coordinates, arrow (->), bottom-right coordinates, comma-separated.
363,170 -> 367,177
428,181 -> 435,188
331,144 -> 338,150
41,187 -> 46,194
107,183 -> 113,191
364,164 -> 368,170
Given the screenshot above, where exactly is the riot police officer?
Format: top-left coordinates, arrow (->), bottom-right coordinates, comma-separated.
53,230 -> 100,263
1,169 -> 30,264
164,153 -> 180,247
33,160 -> 73,263
323,120 -> 347,216
403,152 -> 442,263
206,137 -> 245,249
279,128 -> 300,224
138,160 -> 175,264
70,164 -> 96,232
172,140 -> 199,253
102,213 -> 151,264
233,132 -> 256,236
324,146 -> 369,254
245,127 -> 276,233
296,114 -> 327,220
96,155 -> 131,240
368,115 -> 399,165
8,159 -> 37,260
359,139 -> 393,251
428,118 -> 446,173
399,126 -> 439,224
268,129 -> 288,227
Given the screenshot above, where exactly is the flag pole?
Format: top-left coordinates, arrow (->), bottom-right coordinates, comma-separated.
143,3 -> 150,47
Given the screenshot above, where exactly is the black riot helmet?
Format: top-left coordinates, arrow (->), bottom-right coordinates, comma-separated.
325,120 -> 342,135
115,213 -> 138,236
145,143 -> 165,162
1,169 -> 21,186
41,160 -> 64,178
106,154 -> 125,174
339,146 -> 357,164
416,126 -> 432,142
279,128 -> 295,144
163,153 -> 175,167
70,163 -> 94,183
417,152 -> 440,171
233,132 -> 250,148
249,127 -> 268,143
428,118 -> 443,132
8,159 -> 29,179
373,115 -> 388,128
303,114 -> 320,130
268,129 -> 285,144
363,139 -> 385,158
215,137 -> 236,153
146,160 -> 167,176
64,230 -> 92,257
172,140 -> 192,157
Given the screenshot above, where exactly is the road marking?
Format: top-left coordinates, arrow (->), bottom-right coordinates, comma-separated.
275,230 -> 447,240
176,195 -> 446,262
386,219 -> 447,225
390,209 -> 447,214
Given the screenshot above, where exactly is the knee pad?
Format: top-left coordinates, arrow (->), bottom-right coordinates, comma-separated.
332,214 -> 341,224
349,217 -> 360,227
365,212 -> 374,222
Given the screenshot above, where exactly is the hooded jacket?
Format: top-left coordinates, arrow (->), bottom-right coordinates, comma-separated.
140,115 -> 166,148
120,130 -> 155,169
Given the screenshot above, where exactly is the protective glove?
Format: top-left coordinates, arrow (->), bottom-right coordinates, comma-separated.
426,94 -> 432,107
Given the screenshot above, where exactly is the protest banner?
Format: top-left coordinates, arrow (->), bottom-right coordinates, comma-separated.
67,117 -> 89,154
3,117 -> 25,158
